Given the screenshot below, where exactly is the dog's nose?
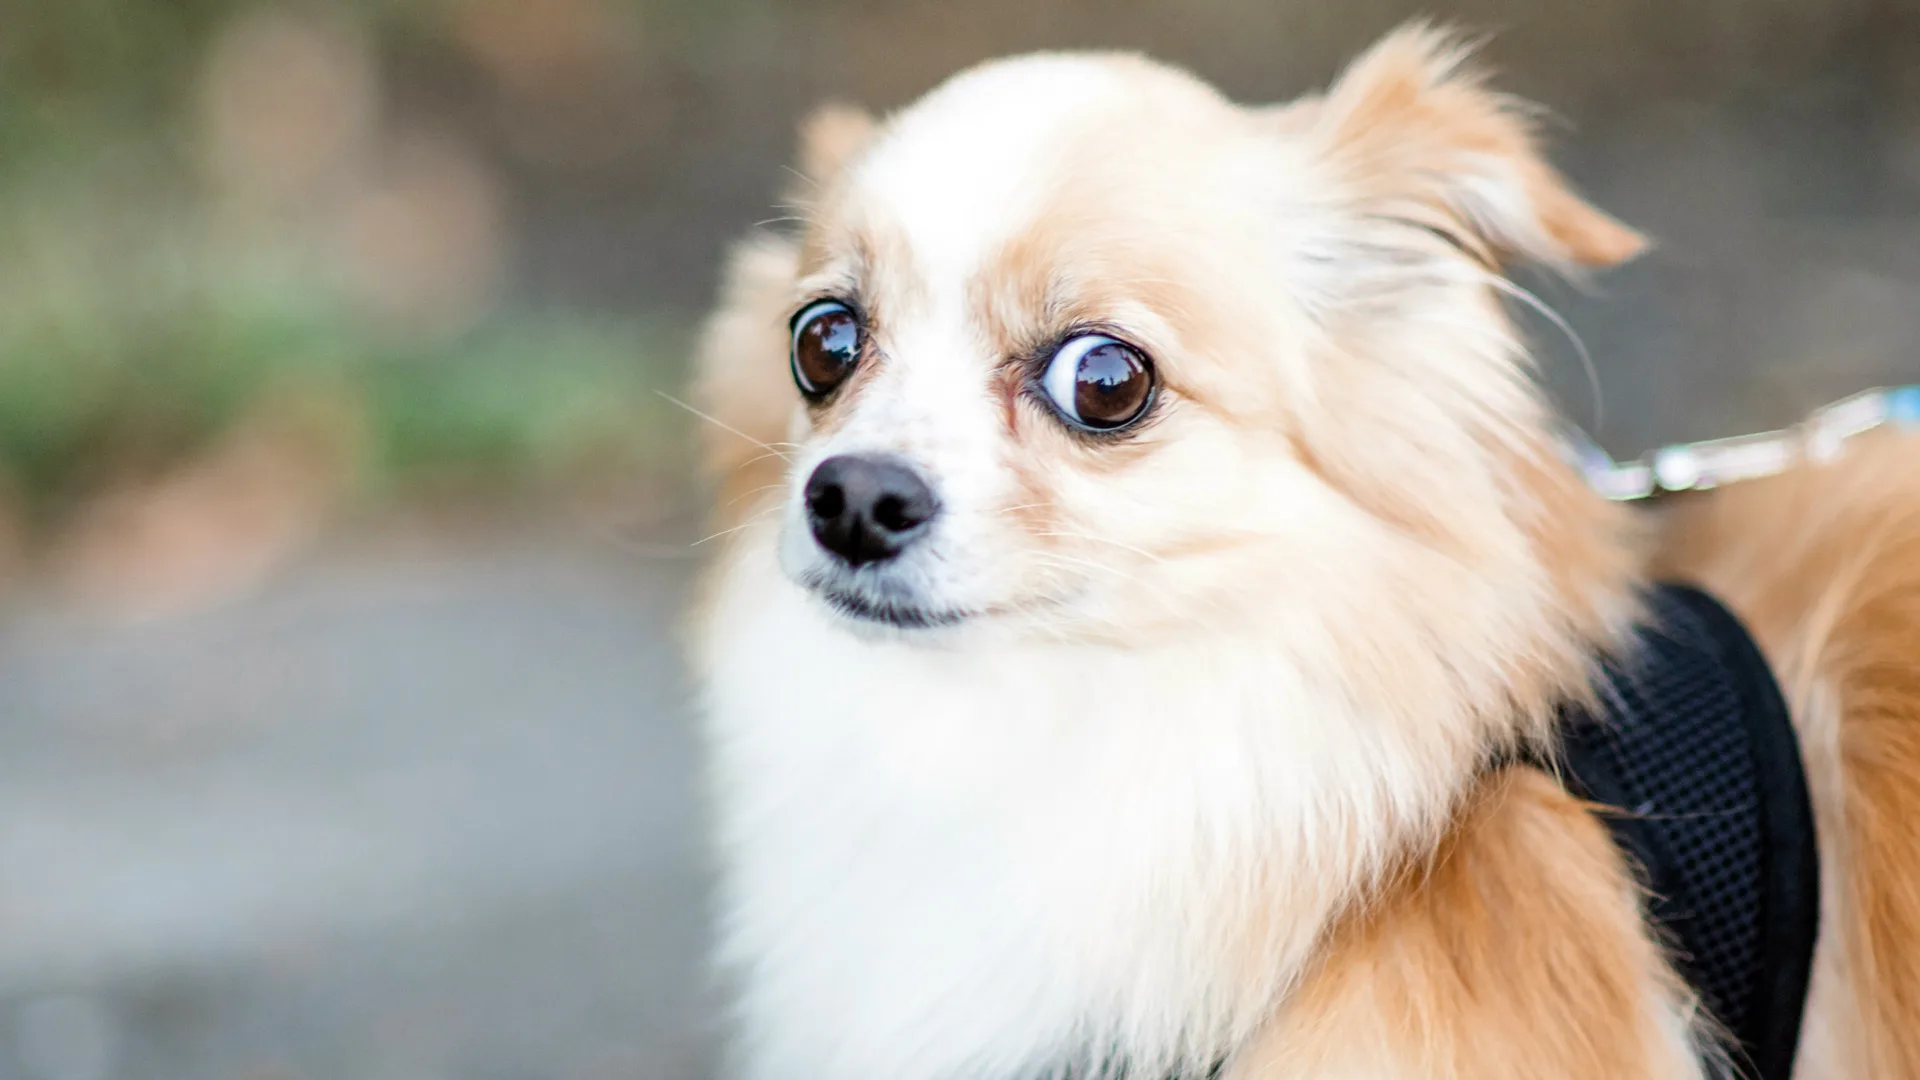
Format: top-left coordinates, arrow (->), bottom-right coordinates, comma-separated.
804,454 -> 941,566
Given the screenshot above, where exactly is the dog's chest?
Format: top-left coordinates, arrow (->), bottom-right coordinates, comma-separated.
701,586 -> 1339,1079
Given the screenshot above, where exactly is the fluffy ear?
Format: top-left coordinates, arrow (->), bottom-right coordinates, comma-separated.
792,102 -> 876,192
1313,24 -> 1644,270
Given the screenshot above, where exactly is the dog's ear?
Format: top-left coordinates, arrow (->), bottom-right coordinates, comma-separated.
1311,24 -> 1644,270
793,103 -> 876,192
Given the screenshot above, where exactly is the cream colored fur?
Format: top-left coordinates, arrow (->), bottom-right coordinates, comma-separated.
689,23 -> 1913,1080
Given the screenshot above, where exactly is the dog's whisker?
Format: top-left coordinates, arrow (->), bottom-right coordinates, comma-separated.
1033,530 -> 1165,563
657,391 -> 796,462
580,521 -> 707,560
1476,271 -> 1603,433
617,542 -> 706,560
737,447 -> 801,470
1029,551 -> 1181,607
725,483 -> 790,509
690,506 -> 783,548
772,198 -> 822,219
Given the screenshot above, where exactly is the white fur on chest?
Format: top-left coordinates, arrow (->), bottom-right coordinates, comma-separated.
700,539 -> 1445,1080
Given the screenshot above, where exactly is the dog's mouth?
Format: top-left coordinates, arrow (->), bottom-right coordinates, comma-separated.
795,566 -> 978,630
816,586 -> 975,630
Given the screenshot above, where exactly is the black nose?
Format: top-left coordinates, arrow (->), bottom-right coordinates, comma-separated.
804,454 -> 941,566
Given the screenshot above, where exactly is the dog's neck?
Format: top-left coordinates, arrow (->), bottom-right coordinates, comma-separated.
700,483 -> 1639,1080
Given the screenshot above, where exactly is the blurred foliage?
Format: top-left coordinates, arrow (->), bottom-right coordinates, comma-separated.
0,265 -> 686,521
0,0 -> 690,527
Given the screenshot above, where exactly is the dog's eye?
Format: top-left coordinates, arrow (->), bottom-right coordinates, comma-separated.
791,300 -> 862,400
1039,334 -> 1155,431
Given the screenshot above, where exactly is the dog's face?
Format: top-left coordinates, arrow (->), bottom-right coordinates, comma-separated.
738,32 -> 1644,646
776,57 -> 1309,640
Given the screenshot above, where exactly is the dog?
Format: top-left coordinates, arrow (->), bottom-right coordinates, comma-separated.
688,24 -> 1920,1079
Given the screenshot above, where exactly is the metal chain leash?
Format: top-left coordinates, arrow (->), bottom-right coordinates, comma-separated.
1563,385 -> 1920,501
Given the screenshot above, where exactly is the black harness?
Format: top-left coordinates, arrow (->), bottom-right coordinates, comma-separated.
1550,583 -> 1820,1080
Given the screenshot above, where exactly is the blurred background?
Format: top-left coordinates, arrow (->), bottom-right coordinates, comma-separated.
0,0 -> 1917,1077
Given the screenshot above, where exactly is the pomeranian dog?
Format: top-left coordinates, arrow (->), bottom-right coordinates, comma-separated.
688,24 -> 1920,1080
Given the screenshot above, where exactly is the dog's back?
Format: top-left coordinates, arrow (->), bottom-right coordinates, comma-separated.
1658,430 -> 1920,1078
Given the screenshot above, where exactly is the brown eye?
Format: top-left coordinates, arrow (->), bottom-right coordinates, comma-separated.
1039,334 -> 1155,431
791,300 -> 862,400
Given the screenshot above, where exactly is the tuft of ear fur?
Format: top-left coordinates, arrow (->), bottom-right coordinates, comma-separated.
690,104 -> 873,528
691,232 -> 802,524
792,102 -> 876,195
1313,23 -> 1644,271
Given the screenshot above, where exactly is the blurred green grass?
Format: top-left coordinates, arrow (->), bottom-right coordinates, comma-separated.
0,276 -> 688,521
0,200 -> 689,523
0,0 -> 690,531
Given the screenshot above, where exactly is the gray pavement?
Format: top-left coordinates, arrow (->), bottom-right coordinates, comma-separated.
0,531 -> 714,1080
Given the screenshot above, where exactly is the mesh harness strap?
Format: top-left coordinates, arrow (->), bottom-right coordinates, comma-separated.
1553,584 -> 1820,1080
